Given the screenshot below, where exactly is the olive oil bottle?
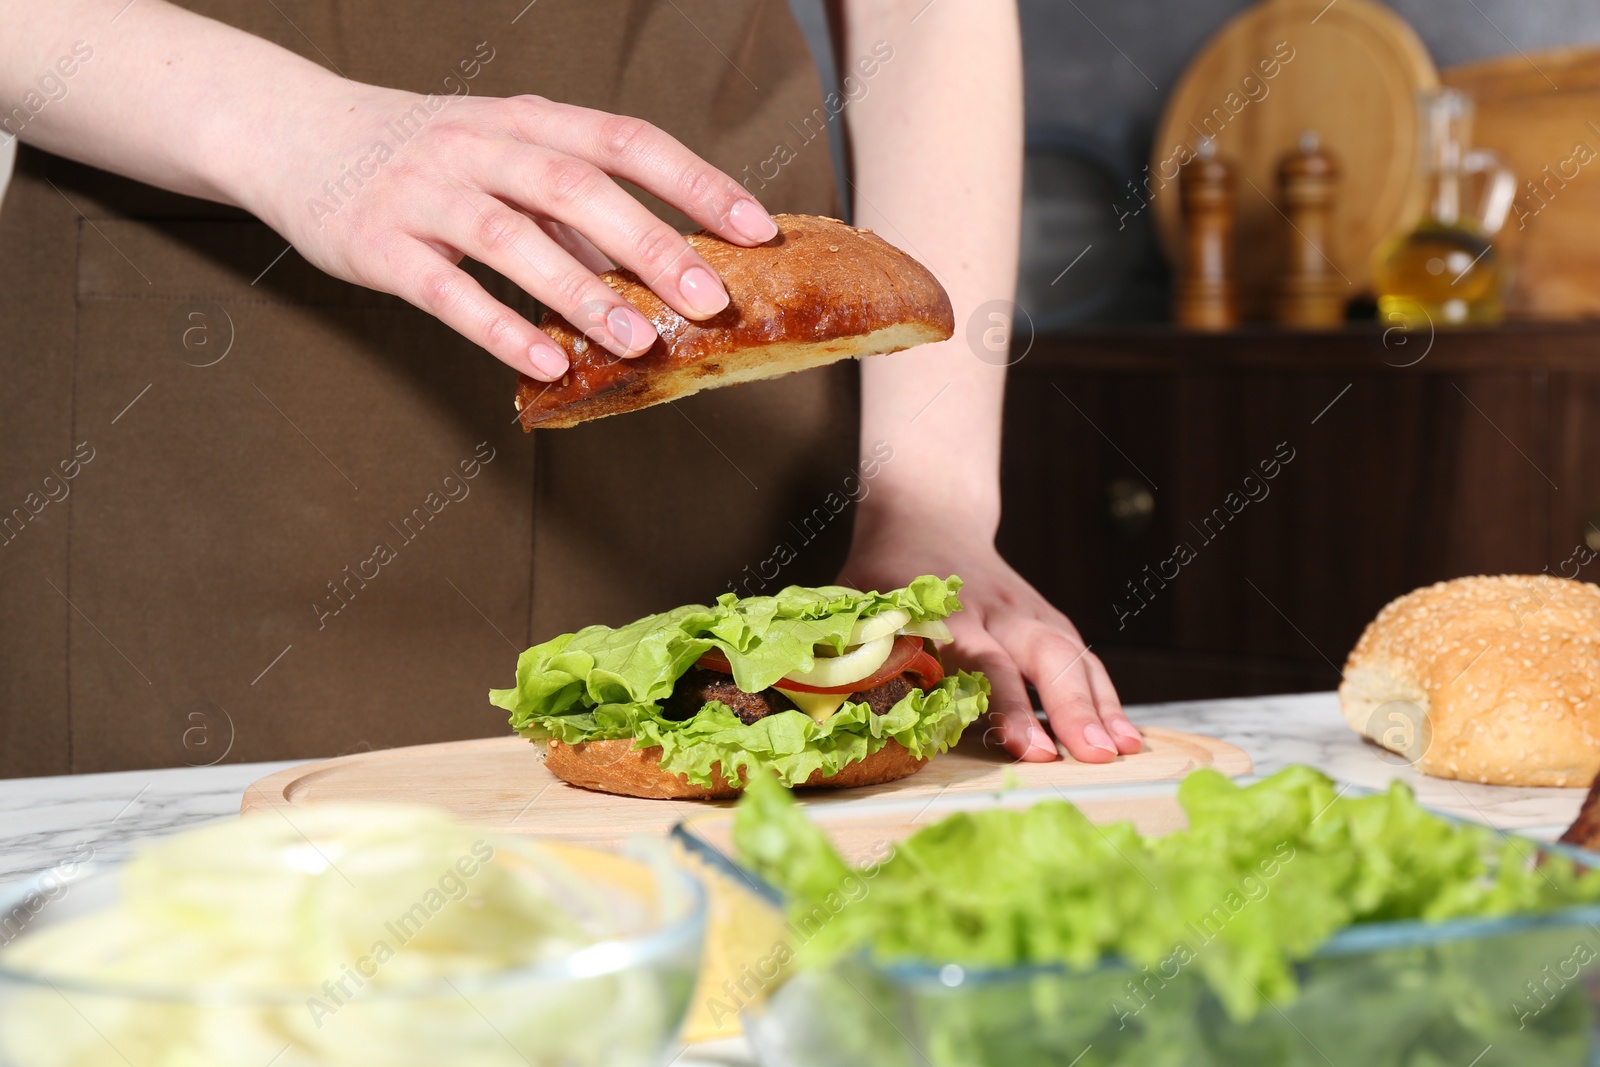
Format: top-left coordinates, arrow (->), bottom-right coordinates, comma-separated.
1373,89 -> 1515,327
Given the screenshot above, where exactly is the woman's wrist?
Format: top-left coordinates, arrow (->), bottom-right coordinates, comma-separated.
210,75 -> 388,237
856,434 -> 1001,536
852,479 -> 1000,554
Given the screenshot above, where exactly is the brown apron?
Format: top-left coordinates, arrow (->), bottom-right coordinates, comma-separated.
0,0 -> 856,776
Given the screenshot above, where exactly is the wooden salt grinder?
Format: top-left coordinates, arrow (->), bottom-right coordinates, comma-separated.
1175,138 -> 1239,330
1275,130 -> 1345,327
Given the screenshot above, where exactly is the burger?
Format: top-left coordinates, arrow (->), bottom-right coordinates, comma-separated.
488,575 -> 988,799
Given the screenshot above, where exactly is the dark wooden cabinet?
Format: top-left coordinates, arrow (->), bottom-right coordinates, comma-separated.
998,324 -> 1600,703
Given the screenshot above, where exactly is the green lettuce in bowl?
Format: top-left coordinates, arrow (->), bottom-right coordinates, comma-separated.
730,766 -> 1600,1067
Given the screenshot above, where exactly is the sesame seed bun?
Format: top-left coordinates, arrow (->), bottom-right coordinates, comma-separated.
1339,574 -> 1600,787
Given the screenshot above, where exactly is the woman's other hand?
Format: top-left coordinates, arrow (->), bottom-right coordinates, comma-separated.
840,514 -> 1141,764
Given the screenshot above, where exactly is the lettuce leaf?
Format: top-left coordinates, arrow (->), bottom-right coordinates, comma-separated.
488,576 -> 986,787
733,766 -> 1600,1019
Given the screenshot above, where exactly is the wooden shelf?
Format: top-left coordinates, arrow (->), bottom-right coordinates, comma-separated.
1019,321 -> 1600,373
997,318 -> 1600,704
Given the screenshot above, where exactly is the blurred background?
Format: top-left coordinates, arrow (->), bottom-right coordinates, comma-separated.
6,1 -> 1594,717
795,0 -> 1600,705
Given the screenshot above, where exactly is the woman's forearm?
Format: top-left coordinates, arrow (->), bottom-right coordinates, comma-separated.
834,0 -> 1023,531
1,0 -> 346,219
833,2 -> 1138,766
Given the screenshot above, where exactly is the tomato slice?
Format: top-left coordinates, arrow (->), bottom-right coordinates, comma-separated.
902,643 -> 945,690
694,647 -> 734,674
693,635 -> 945,695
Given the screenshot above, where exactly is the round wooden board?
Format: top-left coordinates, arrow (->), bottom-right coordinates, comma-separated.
241,727 -> 1252,847
1442,47 -> 1600,319
1150,0 -> 1438,312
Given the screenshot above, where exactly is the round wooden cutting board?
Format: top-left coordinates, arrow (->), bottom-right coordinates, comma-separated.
242,727 -> 1251,1047
1442,47 -> 1600,319
1150,0 -> 1438,313
241,727 -> 1252,847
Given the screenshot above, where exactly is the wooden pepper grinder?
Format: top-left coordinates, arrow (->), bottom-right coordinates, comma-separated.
1275,130 -> 1345,327
1175,138 -> 1239,330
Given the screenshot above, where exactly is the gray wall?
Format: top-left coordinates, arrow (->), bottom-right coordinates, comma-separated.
792,0 -> 1600,174
1022,0 -> 1600,171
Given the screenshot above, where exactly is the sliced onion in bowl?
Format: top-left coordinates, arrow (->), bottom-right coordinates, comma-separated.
847,608 -> 910,647
781,633 -> 895,689
899,618 -> 953,643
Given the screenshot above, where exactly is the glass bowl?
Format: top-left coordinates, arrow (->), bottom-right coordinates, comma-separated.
0,838 -> 704,1067
676,780 -> 1600,1067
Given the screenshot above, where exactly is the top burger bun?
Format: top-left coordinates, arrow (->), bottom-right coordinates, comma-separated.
514,214 -> 955,429
1339,574 -> 1600,787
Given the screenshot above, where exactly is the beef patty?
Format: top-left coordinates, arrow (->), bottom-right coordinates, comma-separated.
661,668 -> 797,725
851,673 -> 915,716
660,666 -> 918,725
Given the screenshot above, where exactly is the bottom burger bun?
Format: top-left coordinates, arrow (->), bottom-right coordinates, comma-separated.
540,737 -> 928,800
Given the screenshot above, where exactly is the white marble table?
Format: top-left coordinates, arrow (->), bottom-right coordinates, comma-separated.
2,690 -> 1589,1066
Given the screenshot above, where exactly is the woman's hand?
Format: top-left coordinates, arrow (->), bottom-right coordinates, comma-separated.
253,85 -> 779,381
2,1 -> 773,381
840,516 -> 1141,764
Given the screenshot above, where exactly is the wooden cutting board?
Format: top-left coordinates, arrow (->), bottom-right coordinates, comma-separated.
241,728 -> 1251,847
1151,0 -> 1438,314
1443,47 -> 1600,319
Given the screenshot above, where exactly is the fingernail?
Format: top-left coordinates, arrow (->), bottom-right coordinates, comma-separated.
605,305 -> 656,356
678,265 -> 729,318
1083,722 -> 1118,755
1110,720 -> 1143,745
728,199 -> 779,243
528,343 -> 568,380
1026,726 -> 1056,757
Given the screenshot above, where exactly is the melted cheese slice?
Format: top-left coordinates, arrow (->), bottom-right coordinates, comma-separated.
776,688 -> 851,723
